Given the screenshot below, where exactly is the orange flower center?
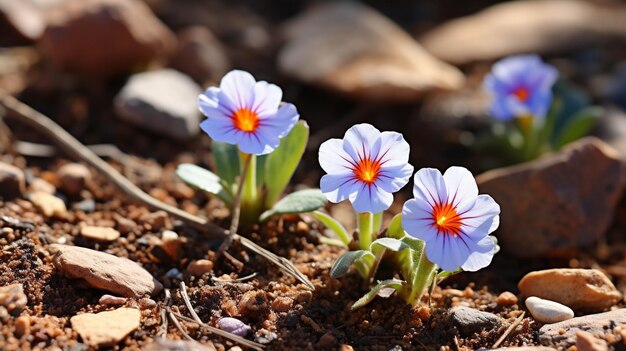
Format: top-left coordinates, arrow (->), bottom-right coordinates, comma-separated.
513,87 -> 530,102
353,157 -> 381,184
233,108 -> 259,132
432,202 -> 463,237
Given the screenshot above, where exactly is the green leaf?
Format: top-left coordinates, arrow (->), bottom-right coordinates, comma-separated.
351,279 -> 404,310
212,142 -> 240,188
330,250 -> 374,278
386,214 -> 405,239
553,106 -> 602,149
259,189 -> 326,222
313,211 -> 351,246
318,237 -> 348,247
370,238 -> 408,252
175,164 -> 232,204
436,268 -> 462,279
262,121 -> 309,208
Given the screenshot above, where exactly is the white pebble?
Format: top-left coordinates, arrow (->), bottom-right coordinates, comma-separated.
525,296 -> 574,323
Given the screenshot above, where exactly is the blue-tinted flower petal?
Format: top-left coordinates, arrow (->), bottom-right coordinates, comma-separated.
460,236 -> 496,272
320,173 -> 357,203
349,183 -> 393,213
402,198 -> 438,243
252,81 -> 282,118
343,124 -> 382,163
459,194 -> 500,240
220,70 -> 255,109
412,168 -> 447,208
443,166 -> 478,214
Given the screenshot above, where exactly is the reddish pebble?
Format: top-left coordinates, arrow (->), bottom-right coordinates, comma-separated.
497,291 -> 518,306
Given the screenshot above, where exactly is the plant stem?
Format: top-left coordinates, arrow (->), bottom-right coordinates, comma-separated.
372,212 -> 383,232
239,152 -> 258,223
357,212 -> 374,250
407,250 -> 438,306
229,153 -> 253,236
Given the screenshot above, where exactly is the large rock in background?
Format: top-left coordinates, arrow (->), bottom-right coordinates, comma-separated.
278,1 -> 464,102
0,0 -> 45,45
421,0 -> 626,65
477,137 -> 626,258
169,26 -> 230,85
38,0 -> 176,78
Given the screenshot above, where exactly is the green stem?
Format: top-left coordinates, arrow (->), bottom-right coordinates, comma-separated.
372,212 -> 383,233
357,212 -> 373,250
239,152 -> 258,223
406,251 -> 438,306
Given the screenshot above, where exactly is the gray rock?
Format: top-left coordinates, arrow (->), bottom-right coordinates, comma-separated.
115,69 -> 201,140
0,283 -> 27,314
539,309 -> 626,348
477,137 -> 626,257
525,296 -> 574,324
0,162 -> 25,199
50,244 -> 163,297
218,317 -> 251,337
449,306 -> 501,336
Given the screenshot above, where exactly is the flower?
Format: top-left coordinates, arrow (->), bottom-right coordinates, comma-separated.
198,70 -> 299,155
483,54 -> 558,121
319,123 -> 414,213
402,167 -> 500,272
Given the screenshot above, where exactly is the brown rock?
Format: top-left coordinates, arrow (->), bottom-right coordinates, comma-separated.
139,210 -> 170,231
29,192 -> 67,218
98,294 -> 127,306
186,259 -> 214,276
39,0 -> 176,78
169,26 -> 230,85
80,226 -> 120,242
0,283 -> 27,314
0,162 -> 25,199
0,0 -> 45,45
30,178 -> 55,194
518,269 -> 621,312
576,330 -> 608,351
271,296 -> 294,313
420,0 -> 626,65
14,315 -> 30,337
70,308 -> 140,347
278,1 -> 464,102
539,309 -> 626,348
58,163 -> 91,196
484,348 -> 557,351
477,138 -> 626,257
50,244 -> 163,297
496,291 -> 518,306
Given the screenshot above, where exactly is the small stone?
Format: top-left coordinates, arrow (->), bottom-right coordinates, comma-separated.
0,0 -> 45,44
218,317 -> 251,337
518,269 -> 621,312
139,210 -> 171,231
0,162 -> 25,198
71,308 -> 140,347
271,296 -> 293,313
169,26 -> 230,84
186,259 -> 214,276
340,345 -> 354,351
525,296 -> 574,324
144,339 -> 216,351
317,331 -> 338,349
14,315 -> 30,337
29,191 -> 67,218
58,163 -> 91,196
449,306 -> 501,336
73,199 -> 96,213
160,230 -> 184,261
576,330 -> 609,351
80,226 -> 120,242
98,294 -> 127,306
39,0 -> 175,78
497,291 -> 518,306
30,178 -> 55,194
296,290 -> 313,303
539,309 -> 626,348
477,137 -> 626,258
115,69 -> 201,140
0,283 -> 27,314
278,1 -> 464,102
51,244 -> 163,297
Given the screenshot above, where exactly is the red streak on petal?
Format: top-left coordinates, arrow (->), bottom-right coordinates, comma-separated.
232,108 -> 259,132
352,157 -> 381,184
432,202 -> 463,237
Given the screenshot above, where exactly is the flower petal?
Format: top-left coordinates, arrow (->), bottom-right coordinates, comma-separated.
342,124 -> 382,163
258,103 -> 299,138
412,168 -> 447,208
237,130 -> 278,155
349,183 -> 392,213
460,236 -> 495,272
402,198 -> 438,242
220,70 -> 256,110
443,166 -> 478,214
459,194 -> 501,240
252,81 -> 282,118
320,173 -> 357,203
425,233 -> 457,272
376,163 -> 413,193
377,131 -> 410,166
319,138 -> 355,174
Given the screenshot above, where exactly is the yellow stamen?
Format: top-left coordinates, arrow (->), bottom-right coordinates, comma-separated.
233,108 -> 259,132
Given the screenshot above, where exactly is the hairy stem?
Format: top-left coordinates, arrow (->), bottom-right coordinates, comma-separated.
357,212 -> 374,250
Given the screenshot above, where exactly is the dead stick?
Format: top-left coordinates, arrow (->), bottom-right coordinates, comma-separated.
0,94 -> 313,290
492,311 -> 525,348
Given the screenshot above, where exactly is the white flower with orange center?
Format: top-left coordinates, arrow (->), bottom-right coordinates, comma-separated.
198,70 -> 299,155
318,124 -> 414,213
402,167 -> 500,272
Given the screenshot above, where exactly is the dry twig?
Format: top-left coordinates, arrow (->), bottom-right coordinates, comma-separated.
492,311 -> 525,348
0,94 -> 313,290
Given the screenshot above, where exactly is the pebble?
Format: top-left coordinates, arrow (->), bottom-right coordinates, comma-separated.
518,268 -> 621,312
14,315 -> 30,337
218,317 -> 251,337
0,0 -> 45,44
317,331 -> 338,348
98,294 -> 127,306
271,296 -> 294,313
477,138 -> 625,257
70,308 -> 141,347
73,198 -> 96,213
57,163 -> 91,196
30,178 -> 55,194
448,306 -> 501,336
186,259 -> 214,276
0,161 -> 25,198
39,0 -> 175,78
80,226 -> 120,242
144,338 -> 216,351
539,309 -> 626,348
496,291 -> 518,306
115,69 -> 201,140
139,210 -> 170,231
0,283 -> 27,314
576,330 -> 609,351
169,26 -> 230,84
29,191 -> 67,218
525,296 -> 574,324
50,244 -> 163,297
